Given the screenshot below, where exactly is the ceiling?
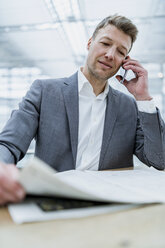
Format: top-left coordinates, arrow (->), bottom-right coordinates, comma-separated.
0,0 -> 165,77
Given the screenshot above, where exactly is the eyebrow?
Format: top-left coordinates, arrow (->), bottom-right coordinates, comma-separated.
100,36 -> 128,53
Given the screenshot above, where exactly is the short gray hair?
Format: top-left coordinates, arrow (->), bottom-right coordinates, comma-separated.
92,14 -> 138,49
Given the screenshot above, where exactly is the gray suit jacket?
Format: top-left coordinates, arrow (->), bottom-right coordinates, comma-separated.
0,72 -> 165,171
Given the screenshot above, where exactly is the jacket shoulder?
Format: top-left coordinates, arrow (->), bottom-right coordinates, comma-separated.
33,77 -> 67,88
111,86 -> 136,105
33,71 -> 78,90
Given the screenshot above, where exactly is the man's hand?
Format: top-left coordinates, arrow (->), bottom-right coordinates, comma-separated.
0,162 -> 25,205
116,57 -> 152,101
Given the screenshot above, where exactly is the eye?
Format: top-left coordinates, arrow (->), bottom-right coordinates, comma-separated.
118,50 -> 125,56
101,42 -> 109,46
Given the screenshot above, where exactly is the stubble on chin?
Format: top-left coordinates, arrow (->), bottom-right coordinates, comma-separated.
88,63 -> 116,82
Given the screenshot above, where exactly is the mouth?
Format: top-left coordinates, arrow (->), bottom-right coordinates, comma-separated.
98,60 -> 112,69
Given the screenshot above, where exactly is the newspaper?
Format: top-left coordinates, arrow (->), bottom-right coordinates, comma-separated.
17,157 -> 165,204
8,157 -> 165,224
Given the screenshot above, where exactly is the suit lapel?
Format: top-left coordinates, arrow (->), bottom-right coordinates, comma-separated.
99,86 -> 120,170
62,72 -> 79,167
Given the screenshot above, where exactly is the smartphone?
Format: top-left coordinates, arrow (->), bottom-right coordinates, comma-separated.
119,67 -> 136,84
120,69 -> 128,84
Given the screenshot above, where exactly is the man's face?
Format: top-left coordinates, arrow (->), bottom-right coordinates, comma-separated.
85,24 -> 132,81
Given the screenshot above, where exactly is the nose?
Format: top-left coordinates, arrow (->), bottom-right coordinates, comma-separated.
105,47 -> 115,60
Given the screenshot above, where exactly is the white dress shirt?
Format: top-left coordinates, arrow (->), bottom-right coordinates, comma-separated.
75,68 -> 156,170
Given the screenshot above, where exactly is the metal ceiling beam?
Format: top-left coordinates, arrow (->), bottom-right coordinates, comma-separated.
0,15 -> 164,33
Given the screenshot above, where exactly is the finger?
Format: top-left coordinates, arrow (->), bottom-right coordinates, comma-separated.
0,183 -> 25,205
123,57 -> 137,64
123,60 -> 143,69
3,183 -> 25,200
123,64 -> 145,75
0,164 -> 26,203
0,187 -> 21,205
7,165 -> 26,200
0,164 -> 18,191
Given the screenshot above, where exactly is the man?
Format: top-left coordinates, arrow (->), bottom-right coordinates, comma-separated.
0,15 -> 164,205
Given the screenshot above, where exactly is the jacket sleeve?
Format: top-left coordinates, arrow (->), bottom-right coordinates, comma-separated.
0,79 -> 42,164
134,104 -> 165,170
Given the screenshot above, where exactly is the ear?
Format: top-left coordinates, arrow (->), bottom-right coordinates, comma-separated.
125,55 -> 130,60
87,37 -> 92,50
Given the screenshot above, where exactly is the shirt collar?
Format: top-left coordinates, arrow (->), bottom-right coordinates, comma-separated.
78,67 -> 109,100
